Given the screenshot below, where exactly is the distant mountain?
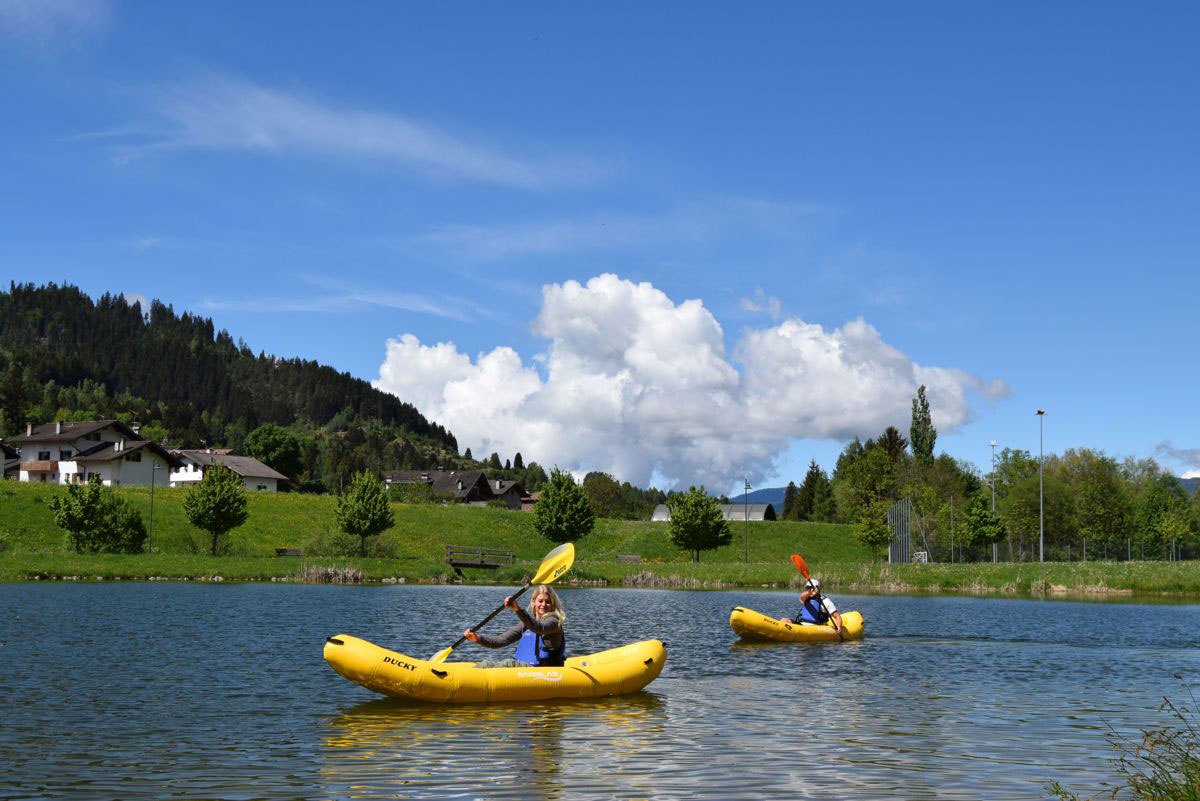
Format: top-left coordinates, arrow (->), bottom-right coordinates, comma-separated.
728,486 -> 787,508
1180,477 -> 1199,494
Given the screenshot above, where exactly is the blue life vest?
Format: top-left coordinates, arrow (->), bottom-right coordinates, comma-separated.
514,627 -> 565,667
798,596 -> 829,625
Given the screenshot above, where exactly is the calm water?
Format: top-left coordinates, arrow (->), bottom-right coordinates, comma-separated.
2,583 -> 1198,800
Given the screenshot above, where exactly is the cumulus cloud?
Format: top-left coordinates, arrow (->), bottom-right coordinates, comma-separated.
110,77 -> 600,188
374,274 -> 1007,488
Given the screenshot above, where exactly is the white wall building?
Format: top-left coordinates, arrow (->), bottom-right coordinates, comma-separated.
6,420 -> 182,487
169,450 -> 288,492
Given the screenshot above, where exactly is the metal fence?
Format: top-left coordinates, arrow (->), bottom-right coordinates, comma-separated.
887,497 -> 913,564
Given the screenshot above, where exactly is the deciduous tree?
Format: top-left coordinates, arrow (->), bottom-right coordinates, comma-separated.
854,501 -> 892,561
49,475 -> 146,554
336,470 -> 394,556
910,384 -> 936,467
183,463 -> 249,555
244,423 -> 302,479
667,486 -> 732,561
534,469 -> 594,543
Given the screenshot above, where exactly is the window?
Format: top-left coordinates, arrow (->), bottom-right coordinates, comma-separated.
86,432 -> 101,441
124,452 -> 142,462
59,450 -> 72,459
257,484 -> 267,490
38,451 -> 51,461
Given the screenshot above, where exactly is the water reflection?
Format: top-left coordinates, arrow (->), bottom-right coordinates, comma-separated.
322,694 -> 665,800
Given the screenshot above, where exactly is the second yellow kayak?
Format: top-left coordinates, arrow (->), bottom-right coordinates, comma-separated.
730,606 -> 865,642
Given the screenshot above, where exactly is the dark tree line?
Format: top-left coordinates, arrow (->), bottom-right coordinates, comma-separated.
0,282 -> 462,492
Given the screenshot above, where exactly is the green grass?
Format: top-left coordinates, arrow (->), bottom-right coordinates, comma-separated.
3,481 -> 1199,595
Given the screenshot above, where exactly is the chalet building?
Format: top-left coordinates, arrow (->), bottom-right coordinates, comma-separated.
651,503 -> 777,522
169,449 -> 289,492
386,469 -> 527,508
488,478 -> 527,510
2,441 -> 19,479
5,420 -> 182,487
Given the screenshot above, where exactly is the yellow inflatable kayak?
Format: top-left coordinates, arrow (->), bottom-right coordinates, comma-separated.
729,606 -> 864,642
324,634 -> 667,703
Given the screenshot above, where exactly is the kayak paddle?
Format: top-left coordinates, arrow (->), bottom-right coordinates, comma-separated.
790,552 -> 842,641
430,542 -> 575,663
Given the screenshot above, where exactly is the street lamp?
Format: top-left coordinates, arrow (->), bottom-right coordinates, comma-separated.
989,440 -> 998,563
1036,409 -> 1045,563
743,478 -> 751,563
149,462 -> 162,554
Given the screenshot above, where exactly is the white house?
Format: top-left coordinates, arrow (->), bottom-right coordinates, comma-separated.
169,449 -> 288,491
6,420 -> 182,487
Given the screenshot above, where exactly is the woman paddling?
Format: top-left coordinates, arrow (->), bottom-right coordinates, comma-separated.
463,584 -> 566,668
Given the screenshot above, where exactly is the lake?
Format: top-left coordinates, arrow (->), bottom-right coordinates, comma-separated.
2,583 -> 1197,800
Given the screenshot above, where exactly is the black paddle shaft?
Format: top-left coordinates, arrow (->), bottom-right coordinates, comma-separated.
450,583 -> 532,650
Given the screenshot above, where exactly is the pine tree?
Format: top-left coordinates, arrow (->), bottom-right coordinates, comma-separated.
796,459 -> 826,521
513,452 -> 524,470
781,481 -> 799,520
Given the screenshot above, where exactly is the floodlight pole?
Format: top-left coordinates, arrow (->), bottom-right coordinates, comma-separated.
990,440 -> 998,563
743,478 -> 750,563
1037,409 -> 1046,563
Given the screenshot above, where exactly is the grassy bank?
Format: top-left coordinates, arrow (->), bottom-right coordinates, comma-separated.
3,481 -> 1199,596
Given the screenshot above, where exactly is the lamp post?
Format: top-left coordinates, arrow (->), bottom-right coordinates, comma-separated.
149,462 -> 161,554
1036,409 -> 1045,563
743,478 -> 751,563
989,440 -> 998,563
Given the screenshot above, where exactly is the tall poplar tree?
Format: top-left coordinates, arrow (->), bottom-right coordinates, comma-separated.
910,384 -> 937,467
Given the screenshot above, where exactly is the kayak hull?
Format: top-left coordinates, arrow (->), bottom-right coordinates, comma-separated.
729,606 -> 864,642
324,634 -> 667,703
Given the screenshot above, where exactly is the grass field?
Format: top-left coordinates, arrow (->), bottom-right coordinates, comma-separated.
2,481 -> 1198,596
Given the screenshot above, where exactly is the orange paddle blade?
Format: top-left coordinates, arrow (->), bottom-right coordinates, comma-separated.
790,553 -> 810,579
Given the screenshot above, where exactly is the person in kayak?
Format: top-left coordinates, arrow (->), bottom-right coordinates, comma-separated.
793,578 -> 843,634
463,584 -> 566,668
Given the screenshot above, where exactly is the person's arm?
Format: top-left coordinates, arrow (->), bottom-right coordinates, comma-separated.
822,597 -> 842,632
513,607 -> 562,637
466,623 -> 524,649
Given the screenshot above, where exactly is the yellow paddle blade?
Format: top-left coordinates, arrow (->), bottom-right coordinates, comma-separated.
429,646 -> 453,663
790,553 -> 810,579
531,542 -> 575,585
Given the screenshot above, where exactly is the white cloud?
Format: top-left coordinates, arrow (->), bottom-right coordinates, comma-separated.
112,77 -> 600,188
122,292 -> 148,311
739,287 -> 782,320
1155,442 -> 1200,475
373,273 -> 1007,489
0,0 -> 108,45
413,199 -> 829,261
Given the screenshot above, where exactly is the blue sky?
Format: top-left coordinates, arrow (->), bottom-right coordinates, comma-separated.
3,2 -> 1198,493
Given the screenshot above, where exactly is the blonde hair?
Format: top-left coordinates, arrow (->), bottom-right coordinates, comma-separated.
527,584 -> 566,624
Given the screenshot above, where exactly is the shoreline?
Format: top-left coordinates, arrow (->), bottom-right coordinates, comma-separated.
6,565 -> 1195,601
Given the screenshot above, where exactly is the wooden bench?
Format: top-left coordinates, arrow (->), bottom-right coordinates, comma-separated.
445,545 -> 515,572
275,548 -> 303,557
616,554 -> 641,563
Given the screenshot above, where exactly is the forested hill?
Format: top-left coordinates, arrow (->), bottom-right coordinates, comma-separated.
0,283 -> 459,488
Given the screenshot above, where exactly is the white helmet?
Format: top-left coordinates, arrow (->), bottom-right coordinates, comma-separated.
805,578 -> 821,591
